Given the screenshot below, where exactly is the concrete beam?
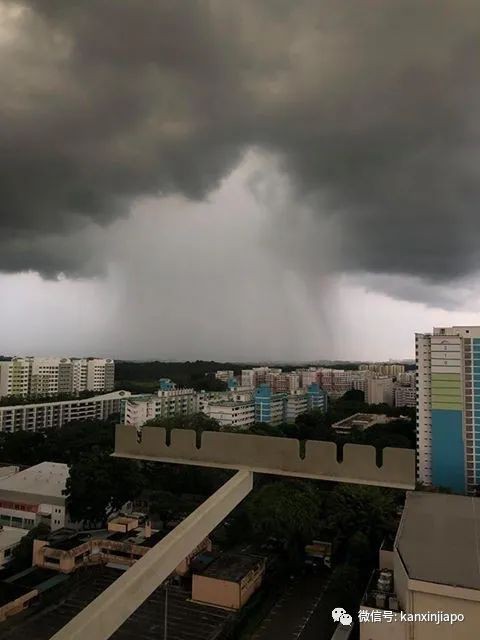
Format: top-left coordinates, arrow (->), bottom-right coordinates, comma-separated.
50,469 -> 253,640
113,425 -> 416,489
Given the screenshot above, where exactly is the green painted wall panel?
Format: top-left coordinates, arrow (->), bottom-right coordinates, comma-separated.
431,373 -> 461,381
431,380 -> 462,389
432,387 -> 462,398
432,401 -> 463,411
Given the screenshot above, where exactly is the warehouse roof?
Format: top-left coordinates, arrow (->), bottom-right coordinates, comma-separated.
0,462 -> 68,499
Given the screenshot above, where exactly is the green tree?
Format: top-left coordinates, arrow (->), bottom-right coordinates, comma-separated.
146,413 -> 220,435
246,480 -> 323,567
323,484 -> 396,551
65,450 -> 146,525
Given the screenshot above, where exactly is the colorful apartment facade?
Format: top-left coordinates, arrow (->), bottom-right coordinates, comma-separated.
416,326 -> 480,494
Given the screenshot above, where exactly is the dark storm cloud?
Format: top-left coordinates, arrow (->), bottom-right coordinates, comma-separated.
1,0 -> 480,285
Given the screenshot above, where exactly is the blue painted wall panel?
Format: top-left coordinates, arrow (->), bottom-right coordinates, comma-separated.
431,409 -> 465,493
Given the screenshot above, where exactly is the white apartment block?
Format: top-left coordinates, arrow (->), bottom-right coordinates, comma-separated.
367,377 -> 394,406
214,370 -> 234,383
396,371 -> 416,385
0,357 -> 115,399
394,385 -> 416,408
359,363 -> 406,376
0,358 -> 30,397
0,462 -> 72,531
205,401 -> 255,429
285,392 -> 309,423
122,386 -> 199,428
299,369 -> 319,388
240,370 -> 255,388
0,391 -> 130,433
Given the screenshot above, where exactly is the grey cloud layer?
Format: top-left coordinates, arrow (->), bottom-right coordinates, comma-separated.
1,0 -> 480,282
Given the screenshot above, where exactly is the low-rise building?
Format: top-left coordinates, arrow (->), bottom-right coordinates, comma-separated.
204,400 -> 255,429
360,492 -> 480,639
0,391 -> 130,433
0,462 -> 71,531
0,526 -> 29,569
192,553 -> 266,610
33,514 -> 211,576
121,380 -> 198,427
332,413 -> 393,436
215,371 -> 234,383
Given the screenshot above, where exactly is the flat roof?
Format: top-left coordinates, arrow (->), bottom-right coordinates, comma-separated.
397,492 -> 480,590
0,391 -> 130,412
0,526 -> 29,550
0,462 -> 68,499
201,553 -> 264,582
2,567 -> 233,640
332,413 -> 389,427
0,582 -> 32,607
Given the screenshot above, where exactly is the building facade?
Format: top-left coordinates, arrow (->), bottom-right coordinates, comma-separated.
0,391 -> 130,434
0,462 -> 71,531
416,326 -> 480,494
205,401 -> 255,429
394,385 -> 415,408
121,380 -> 198,427
367,377 -> 394,406
254,385 -> 287,426
360,492 -> 480,640
0,357 -> 115,399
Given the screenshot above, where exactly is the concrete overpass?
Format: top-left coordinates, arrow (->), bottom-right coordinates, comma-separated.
50,426 -> 415,639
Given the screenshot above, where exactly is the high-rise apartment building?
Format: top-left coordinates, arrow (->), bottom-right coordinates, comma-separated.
366,377 -> 394,406
0,358 -> 30,397
0,357 -> 115,399
416,326 -> 480,494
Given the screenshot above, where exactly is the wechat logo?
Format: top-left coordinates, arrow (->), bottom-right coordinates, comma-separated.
332,608 -> 353,626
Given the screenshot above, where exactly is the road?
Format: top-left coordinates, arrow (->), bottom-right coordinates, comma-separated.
251,572 -> 330,640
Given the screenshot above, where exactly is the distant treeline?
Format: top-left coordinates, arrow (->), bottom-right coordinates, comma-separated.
115,360 -> 248,393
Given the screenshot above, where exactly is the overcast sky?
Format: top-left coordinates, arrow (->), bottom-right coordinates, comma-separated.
1,1 -> 480,361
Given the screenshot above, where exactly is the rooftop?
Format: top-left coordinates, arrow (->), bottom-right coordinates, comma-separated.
397,492 -> 480,591
2,567 -> 233,640
0,391 -> 130,411
0,582 -> 32,608
200,553 -> 264,582
332,413 -> 391,430
0,526 -> 29,551
0,462 -> 68,499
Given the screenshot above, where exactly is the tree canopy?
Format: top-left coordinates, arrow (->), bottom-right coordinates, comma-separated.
65,449 -> 146,525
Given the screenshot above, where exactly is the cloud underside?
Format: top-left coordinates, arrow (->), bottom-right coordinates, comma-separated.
1,0 -> 480,292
